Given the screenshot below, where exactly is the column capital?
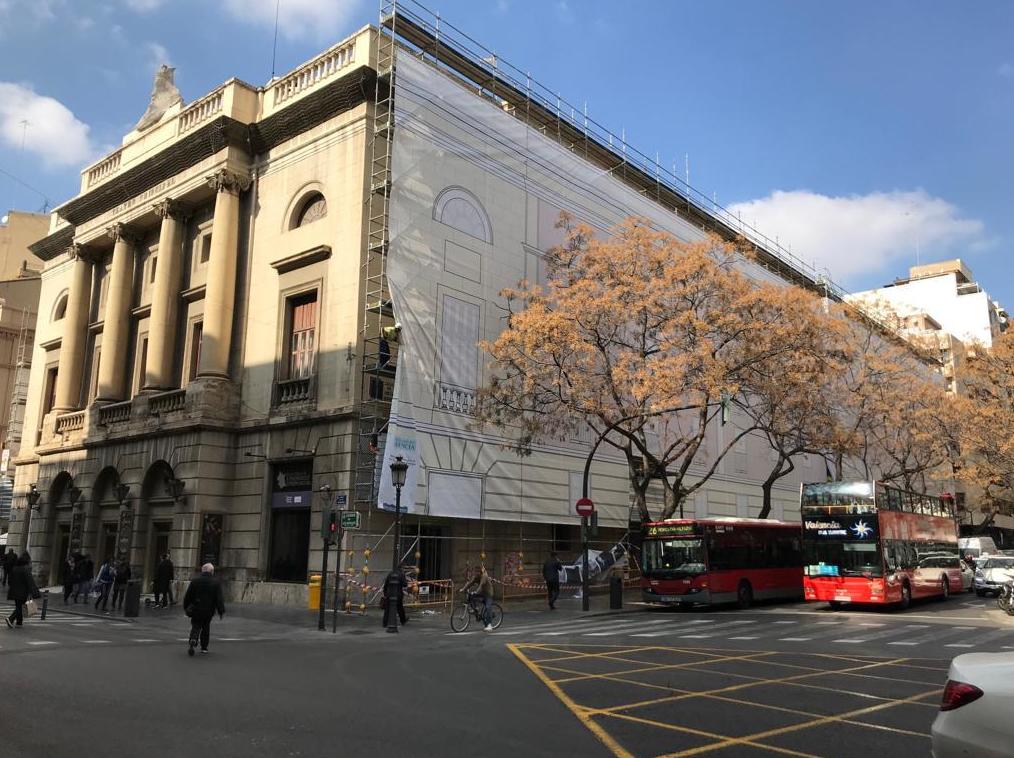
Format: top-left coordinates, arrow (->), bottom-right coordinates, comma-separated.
152,198 -> 188,221
207,169 -> 251,195
67,243 -> 98,264
105,223 -> 140,245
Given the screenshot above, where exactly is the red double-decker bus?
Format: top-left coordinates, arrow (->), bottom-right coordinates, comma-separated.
641,518 -> 803,609
801,481 -> 961,609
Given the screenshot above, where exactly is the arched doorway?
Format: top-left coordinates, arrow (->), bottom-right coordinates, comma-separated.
45,471 -> 77,586
91,467 -> 124,568
141,461 -> 176,588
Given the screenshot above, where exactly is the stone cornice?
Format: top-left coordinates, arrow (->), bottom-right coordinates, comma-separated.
270,244 -> 332,274
30,226 -> 75,262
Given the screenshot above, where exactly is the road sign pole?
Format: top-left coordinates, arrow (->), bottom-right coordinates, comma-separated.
332,524 -> 343,633
318,536 -> 330,632
581,515 -> 590,612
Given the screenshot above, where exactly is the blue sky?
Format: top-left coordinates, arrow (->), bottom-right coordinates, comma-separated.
0,0 -> 1011,306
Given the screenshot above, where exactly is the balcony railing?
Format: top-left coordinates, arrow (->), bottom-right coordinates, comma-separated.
55,411 -> 85,434
98,400 -> 132,426
436,382 -> 477,415
149,388 -> 187,415
177,88 -> 224,135
275,376 -> 313,405
86,149 -> 122,187
271,40 -> 357,106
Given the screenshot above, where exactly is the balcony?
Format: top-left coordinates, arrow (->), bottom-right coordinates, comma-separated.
270,39 -> 358,107
436,382 -> 477,415
275,376 -> 314,406
148,388 -> 187,415
98,400 -> 132,426
85,149 -> 122,188
177,88 -> 225,135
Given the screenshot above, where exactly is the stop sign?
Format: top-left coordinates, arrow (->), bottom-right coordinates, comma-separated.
575,497 -> 594,517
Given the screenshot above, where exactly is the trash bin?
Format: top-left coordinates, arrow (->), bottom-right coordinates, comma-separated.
124,579 -> 142,618
609,575 -> 623,610
308,574 -> 322,610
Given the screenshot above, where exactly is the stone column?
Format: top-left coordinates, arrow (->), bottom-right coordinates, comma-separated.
144,199 -> 186,390
198,169 -> 249,379
96,224 -> 138,402
53,245 -> 94,411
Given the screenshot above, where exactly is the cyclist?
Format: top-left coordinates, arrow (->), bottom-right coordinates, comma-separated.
463,566 -> 495,631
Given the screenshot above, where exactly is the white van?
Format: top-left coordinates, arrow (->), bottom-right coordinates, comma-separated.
959,536 -> 998,559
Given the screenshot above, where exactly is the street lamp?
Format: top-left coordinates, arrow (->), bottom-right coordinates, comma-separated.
113,482 -> 130,506
164,476 -> 185,503
386,455 -> 409,634
26,483 -> 40,511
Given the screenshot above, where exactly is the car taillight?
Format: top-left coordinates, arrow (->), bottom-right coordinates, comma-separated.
940,680 -> 984,711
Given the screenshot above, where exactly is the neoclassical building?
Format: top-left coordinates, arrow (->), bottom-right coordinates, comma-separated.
10,10 -> 840,603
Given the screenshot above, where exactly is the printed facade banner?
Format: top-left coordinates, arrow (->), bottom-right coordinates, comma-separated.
377,367 -> 420,514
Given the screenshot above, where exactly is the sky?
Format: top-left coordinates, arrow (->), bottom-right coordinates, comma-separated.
0,0 -> 1011,305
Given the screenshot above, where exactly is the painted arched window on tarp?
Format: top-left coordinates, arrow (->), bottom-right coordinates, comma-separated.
433,186 -> 492,244
295,192 -> 327,228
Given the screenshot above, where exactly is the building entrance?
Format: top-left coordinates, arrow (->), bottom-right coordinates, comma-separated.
98,522 -> 118,565
149,521 -> 171,588
268,509 -> 310,582
51,524 -> 70,585
417,525 -> 447,581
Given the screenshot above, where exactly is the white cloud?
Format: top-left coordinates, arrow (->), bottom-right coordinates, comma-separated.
145,41 -> 172,70
0,82 -> 95,168
124,0 -> 166,10
727,189 -> 985,283
222,0 -> 363,42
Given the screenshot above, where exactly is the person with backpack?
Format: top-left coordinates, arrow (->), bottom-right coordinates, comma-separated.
183,563 -> 225,656
111,559 -> 131,611
94,557 -> 114,613
542,552 -> 563,610
6,552 -> 39,628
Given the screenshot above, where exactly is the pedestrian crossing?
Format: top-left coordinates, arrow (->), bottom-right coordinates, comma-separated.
444,610 -> 1014,651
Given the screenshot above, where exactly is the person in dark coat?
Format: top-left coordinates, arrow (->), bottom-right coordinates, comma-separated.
62,554 -> 77,603
183,563 -> 225,656
2,549 -> 16,586
6,552 -> 38,628
73,553 -> 93,603
381,567 -> 409,628
154,553 -> 175,607
111,560 -> 131,611
94,558 -> 114,612
543,552 -> 563,610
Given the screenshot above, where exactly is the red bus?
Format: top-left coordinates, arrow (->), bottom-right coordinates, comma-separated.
641,518 -> 803,609
801,481 -> 961,609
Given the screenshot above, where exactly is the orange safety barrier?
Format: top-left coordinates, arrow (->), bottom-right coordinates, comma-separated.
404,579 -> 454,610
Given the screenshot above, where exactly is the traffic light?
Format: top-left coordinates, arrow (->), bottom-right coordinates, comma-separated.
321,504 -> 339,543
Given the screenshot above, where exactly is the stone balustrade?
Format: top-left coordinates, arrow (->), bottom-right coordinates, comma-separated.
149,388 -> 187,415
436,382 -> 477,415
177,88 -> 225,135
86,149 -> 122,187
54,411 -> 85,434
275,376 -> 313,405
271,40 -> 356,106
98,400 -> 132,425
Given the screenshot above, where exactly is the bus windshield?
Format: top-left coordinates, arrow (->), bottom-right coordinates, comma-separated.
803,541 -> 883,578
643,539 -> 707,577
801,482 -> 876,516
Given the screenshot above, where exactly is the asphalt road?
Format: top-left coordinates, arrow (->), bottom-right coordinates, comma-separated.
1,593 -> 1008,758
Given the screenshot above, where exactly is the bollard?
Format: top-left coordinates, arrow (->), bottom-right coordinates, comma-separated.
609,575 -> 623,610
41,590 -> 49,620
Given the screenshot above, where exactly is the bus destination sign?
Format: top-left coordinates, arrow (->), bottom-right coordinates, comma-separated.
803,515 -> 878,541
645,523 -> 698,538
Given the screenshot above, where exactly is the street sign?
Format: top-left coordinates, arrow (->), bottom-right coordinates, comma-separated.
336,494 -> 347,506
575,497 -> 595,517
340,510 -> 361,530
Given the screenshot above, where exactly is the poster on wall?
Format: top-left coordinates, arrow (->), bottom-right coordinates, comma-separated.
114,507 -> 134,564
377,367 -> 419,514
198,512 -> 224,568
69,509 -> 84,555
272,461 -> 313,509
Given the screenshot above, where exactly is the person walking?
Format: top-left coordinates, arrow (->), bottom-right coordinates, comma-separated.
62,554 -> 77,604
111,560 -> 131,612
542,552 -> 563,610
6,553 -> 39,628
154,553 -> 174,608
94,557 -> 114,613
2,549 -> 16,587
183,563 -> 225,656
462,566 -> 495,631
381,566 -> 409,628
73,553 -> 93,603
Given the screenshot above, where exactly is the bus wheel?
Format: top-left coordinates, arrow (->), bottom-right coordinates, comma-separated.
736,581 -> 753,610
939,576 -> 950,601
898,582 -> 911,610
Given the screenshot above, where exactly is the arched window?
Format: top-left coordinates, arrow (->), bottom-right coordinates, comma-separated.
294,192 -> 327,228
53,292 -> 68,322
433,186 -> 492,244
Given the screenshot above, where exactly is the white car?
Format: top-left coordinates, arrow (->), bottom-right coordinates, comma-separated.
932,652 -> 1014,757
973,556 -> 1014,597
959,560 -> 974,593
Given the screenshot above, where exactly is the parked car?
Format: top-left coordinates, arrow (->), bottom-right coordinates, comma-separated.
959,560 -> 974,593
932,652 -> 1014,757
973,555 -> 1014,597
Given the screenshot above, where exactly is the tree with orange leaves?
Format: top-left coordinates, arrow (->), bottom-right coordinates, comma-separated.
479,216 -> 849,522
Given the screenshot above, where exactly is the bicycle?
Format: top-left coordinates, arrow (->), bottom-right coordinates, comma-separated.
450,591 -> 503,632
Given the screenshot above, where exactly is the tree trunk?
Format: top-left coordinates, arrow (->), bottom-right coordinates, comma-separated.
835,454 -> 844,481
759,457 -> 792,519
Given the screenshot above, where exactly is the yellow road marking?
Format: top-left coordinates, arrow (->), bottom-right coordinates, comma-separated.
545,651 -> 775,685
508,643 -> 634,758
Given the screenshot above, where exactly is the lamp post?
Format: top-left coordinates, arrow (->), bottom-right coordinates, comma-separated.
26,484 -> 41,511
386,455 -> 409,633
